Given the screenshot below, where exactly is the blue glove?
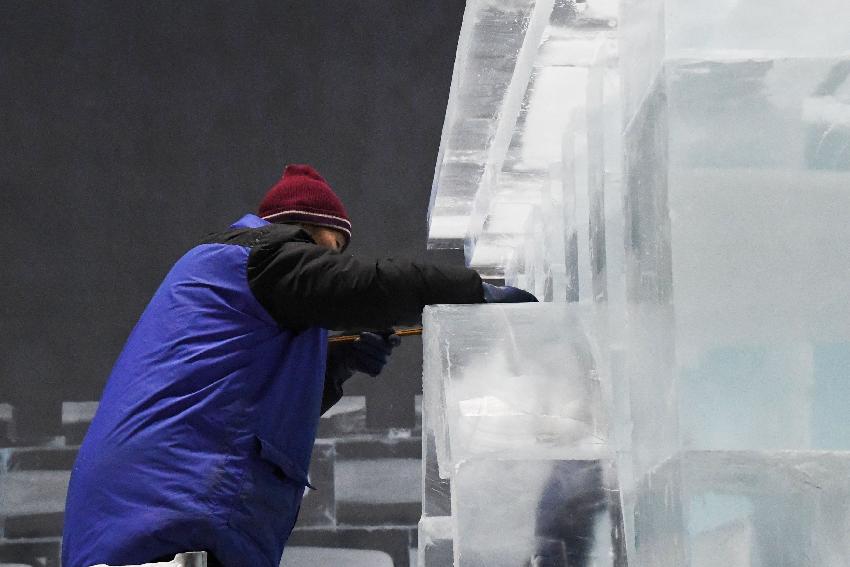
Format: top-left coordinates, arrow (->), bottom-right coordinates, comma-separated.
330,331 -> 401,377
481,282 -> 539,303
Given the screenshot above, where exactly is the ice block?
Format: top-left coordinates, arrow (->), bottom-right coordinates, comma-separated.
428,0 -> 551,249
620,35 -> 850,464
667,0 -> 850,57
633,451 -> 850,567
617,1 -> 850,564
428,0 -> 620,288
424,303 -> 610,477
418,515 -> 454,567
421,314 -> 455,566
462,1 -> 618,283
451,459 -> 622,566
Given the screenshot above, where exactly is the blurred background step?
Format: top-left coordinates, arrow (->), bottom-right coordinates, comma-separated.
333,436 -> 422,526
298,441 -> 335,528
0,406 -> 12,447
7,447 -> 78,472
280,546 -> 393,567
0,539 -> 61,567
3,513 -> 64,539
0,471 -> 70,516
0,471 -> 70,540
287,527 -> 414,567
61,402 -> 98,446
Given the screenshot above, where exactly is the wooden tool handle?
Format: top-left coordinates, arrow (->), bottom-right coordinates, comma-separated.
327,327 -> 423,344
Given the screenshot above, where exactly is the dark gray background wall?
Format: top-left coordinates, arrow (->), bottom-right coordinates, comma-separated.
0,1 -> 466,430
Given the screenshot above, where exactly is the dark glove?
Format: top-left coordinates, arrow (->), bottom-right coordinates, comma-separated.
322,331 -> 400,414
481,282 -> 539,303
329,331 -> 401,377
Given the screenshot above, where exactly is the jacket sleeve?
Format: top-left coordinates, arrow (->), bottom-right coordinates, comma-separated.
247,239 -> 485,331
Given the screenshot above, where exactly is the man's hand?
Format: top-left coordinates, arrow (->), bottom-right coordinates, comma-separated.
332,331 -> 401,377
481,282 -> 539,303
322,331 -> 400,414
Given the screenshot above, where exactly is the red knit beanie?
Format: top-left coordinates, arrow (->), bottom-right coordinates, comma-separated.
257,164 -> 352,243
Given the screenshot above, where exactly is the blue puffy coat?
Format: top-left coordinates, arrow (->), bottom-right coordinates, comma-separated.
62,214 -> 483,567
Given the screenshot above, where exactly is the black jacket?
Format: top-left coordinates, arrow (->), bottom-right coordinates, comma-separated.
203,221 -> 485,411
240,223 -> 483,330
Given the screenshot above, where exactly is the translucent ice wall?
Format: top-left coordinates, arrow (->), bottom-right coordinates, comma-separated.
425,0 -> 850,565
424,2 -> 629,566
618,0 -> 850,565
428,0 -> 619,295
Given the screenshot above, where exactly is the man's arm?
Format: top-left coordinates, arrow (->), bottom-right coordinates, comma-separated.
247,238 -> 485,331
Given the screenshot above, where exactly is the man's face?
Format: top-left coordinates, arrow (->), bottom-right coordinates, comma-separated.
301,224 -> 347,252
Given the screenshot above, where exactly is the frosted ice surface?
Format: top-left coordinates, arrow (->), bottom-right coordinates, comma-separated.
421,347 -> 454,564
617,6 -> 850,563
422,428 -> 452,517
621,55 -> 850,453
423,304 -> 610,476
667,58 -> 850,351
429,0 -> 619,256
418,516 -> 454,567
632,451 -> 850,567
667,0 -> 850,56
428,0 -> 543,247
619,0 -> 665,122
461,2 -> 617,283
451,459 -> 621,566
587,61 -> 624,311
620,0 -> 850,123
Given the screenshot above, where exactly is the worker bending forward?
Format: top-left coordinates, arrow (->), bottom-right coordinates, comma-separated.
62,164 -> 535,567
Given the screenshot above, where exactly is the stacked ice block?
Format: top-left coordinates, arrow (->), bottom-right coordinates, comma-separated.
423,1 -> 629,565
429,0 -> 618,293
618,1 -> 850,565
425,0 -> 850,565
422,304 -> 622,566
419,331 -> 455,567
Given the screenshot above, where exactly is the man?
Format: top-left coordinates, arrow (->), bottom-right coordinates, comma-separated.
62,164 -> 536,567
